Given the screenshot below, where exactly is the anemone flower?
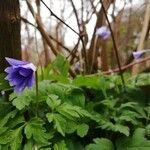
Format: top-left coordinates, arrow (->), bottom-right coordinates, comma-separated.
5,57 -> 36,93
133,51 -> 144,59
96,26 -> 111,40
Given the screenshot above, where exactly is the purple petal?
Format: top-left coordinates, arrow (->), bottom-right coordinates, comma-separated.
96,26 -> 111,40
19,68 -> 32,77
11,76 -> 25,86
14,82 -> 26,93
21,63 -> 36,71
14,75 -> 34,93
133,51 -> 144,59
5,68 -> 20,81
27,74 -> 35,88
5,57 -> 28,66
5,67 -> 13,73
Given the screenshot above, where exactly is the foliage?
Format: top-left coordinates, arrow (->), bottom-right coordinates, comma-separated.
0,56 -> 150,149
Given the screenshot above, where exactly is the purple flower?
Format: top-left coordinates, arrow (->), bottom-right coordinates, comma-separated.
5,57 -> 36,93
133,51 -> 144,59
96,26 -> 111,40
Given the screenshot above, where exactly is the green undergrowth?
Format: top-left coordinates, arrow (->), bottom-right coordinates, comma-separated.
0,55 -> 149,150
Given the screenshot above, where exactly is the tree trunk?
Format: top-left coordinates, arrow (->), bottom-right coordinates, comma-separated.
0,0 -> 21,73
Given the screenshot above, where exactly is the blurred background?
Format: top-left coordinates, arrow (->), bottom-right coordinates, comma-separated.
19,0 -> 150,74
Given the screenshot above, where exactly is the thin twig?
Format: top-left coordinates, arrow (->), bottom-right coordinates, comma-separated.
88,56 -> 150,76
103,56 -> 150,74
100,0 -> 125,88
40,0 -> 79,36
21,17 -> 78,59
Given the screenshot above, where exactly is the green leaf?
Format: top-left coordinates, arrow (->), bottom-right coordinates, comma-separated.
66,88 -> 85,107
0,126 -> 8,135
10,127 -> 23,150
23,139 -> 33,150
53,140 -> 68,150
57,103 -> 92,120
77,124 -> 89,137
116,128 -> 150,150
129,73 -> 150,86
0,130 -> 13,144
8,115 -> 25,129
65,121 -> 77,134
146,124 -> 150,138
11,89 -> 35,110
66,140 -> 84,150
57,103 -> 81,119
24,118 -> 51,144
99,121 -> 130,136
117,115 -> 138,125
0,110 -> 17,127
46,113 -> 66,136
46,94 -> 61,110
73,75 -> 101,89
0,73 -> 10,91
0,126 -> 23,150
52,55 -> 69,77
85,138 -> 114,150
119,102 -> 138,110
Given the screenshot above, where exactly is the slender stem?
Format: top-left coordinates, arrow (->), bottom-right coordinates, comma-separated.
100,0 -> 125,88
35,71 -> 39,117
35,71 -> 39,98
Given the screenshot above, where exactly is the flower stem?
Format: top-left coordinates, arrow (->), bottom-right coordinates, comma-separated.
35,71 -> 39,117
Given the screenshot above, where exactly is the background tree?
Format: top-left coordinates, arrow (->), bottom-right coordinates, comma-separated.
0,0 -> 21,73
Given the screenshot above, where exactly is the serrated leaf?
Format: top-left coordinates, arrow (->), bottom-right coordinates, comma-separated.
10,127 -> 23,150
24,118 -> 50,144
117,115 -> 138,125
66,88 -> 85,107
46,94 -> 61,110
85,138 -> 114,150
57,103 -> 81,119
114,124 -> 129,136
117,128 -> 150,150
119,102 -> 138,110
8,115 -> 25,129
100,99 -> 118,110
12,89 -> 35,110
65,121 -> 77,134
0,130 -> 13,144
57,103 -> 92,120
77,123 -> 89,137
0,126 -> 23,150
100,121 -> 129,136
0,110 -> 17,127
53,140 -> 68,150
46,113 -> 66,136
